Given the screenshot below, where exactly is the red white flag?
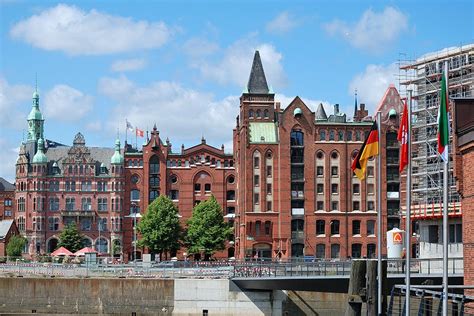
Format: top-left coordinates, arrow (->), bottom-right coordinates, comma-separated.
136,128 -> 144,137
397,99 -> 409,172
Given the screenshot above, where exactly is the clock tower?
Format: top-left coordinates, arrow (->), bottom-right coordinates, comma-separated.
27,89 -> 44,143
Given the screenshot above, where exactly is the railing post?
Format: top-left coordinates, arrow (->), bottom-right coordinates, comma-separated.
417,290 -> 426,316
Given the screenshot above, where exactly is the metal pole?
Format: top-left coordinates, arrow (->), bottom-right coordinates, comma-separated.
405,90 -> 413,316
376,111 -> 383,315
134,214 -> 137,263
442,61 -> 449,316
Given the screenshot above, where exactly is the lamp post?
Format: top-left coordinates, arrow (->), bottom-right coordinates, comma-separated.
126,203 -> 142,262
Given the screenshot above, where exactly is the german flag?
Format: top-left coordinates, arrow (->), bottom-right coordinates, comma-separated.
351,121 -> 379,180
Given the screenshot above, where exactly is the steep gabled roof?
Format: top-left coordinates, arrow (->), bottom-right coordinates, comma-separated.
315,103 -> 328,121
247,51 -> 269,94
0,178 -> 15,191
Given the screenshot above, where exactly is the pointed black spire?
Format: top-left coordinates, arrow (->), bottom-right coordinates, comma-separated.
247,51 -> 269,94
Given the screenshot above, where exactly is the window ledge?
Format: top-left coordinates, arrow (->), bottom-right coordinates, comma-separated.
316,234 -> 326,237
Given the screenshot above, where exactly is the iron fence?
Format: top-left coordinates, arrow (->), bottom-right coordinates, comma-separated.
387,285 -> 474,315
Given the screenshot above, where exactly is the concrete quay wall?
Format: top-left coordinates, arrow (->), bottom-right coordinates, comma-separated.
0,277 -> 349,315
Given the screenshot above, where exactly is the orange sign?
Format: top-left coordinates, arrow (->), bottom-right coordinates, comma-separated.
393,232 -> 403,244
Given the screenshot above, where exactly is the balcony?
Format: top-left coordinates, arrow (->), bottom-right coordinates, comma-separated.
291,191 -> 304,199
387,192 -> 400,199
291,208 -> 304,216
60,209 -> 96,217
291,231 -> 304,241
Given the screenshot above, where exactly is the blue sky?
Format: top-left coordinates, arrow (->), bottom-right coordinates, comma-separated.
1,0 -> 473,182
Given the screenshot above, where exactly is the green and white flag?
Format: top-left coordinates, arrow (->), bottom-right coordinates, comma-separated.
437,71 -> 449,162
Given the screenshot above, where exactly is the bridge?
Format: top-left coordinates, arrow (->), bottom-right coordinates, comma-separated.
230,258 -> 464,292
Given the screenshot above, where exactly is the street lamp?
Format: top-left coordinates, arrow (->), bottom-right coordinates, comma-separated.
125,203 -> 142,262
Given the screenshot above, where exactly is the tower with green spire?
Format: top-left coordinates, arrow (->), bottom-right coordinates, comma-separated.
27,89 -> 44,142
111,138 -> 124,165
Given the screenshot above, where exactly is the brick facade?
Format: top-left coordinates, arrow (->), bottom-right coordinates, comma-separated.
453,98 -> 474,292
13,51 -> 405,261
0,178 -> 15,221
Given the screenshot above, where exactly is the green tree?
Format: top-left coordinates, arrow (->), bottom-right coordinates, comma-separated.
6,235 -> 27,257
137,195 -> 181,260
58,223 -> 83,253
186,195 -> 232,260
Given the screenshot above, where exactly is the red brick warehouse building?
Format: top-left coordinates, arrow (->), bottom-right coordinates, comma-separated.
14,90 -> 125,256
122,128 -> 236,260
14,51 -> 403,261
233,52 -> 403,260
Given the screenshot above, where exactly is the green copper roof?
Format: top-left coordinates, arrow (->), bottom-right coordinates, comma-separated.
293,108 -> 302,117
28,91 -> 43,121
28,107 -> 43,120
249,122 -> 278,144
389,108 -> 397,117
32,139 -> 48,164
111,139 -> 124,164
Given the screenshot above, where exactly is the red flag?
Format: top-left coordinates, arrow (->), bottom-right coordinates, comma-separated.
397,100 -> 409,172
136,128 -> 144,137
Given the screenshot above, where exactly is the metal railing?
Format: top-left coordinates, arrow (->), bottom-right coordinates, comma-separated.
0,257 -> 464,279
388,285 -> 474,315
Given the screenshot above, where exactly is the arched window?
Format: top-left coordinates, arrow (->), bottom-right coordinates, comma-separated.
367,244 -> 376,258
95,238 -> 108,254
351,243 -> 362,258
149,156 -> 159,174
316,220 -> 325,235
149,190 -> 159,202
290,130 -> 304,146
263,109 -> 269,118
329,130 -> 335,141
331,244 -> 340,258
319,130 -> 326,141
256,110 -> 261,118
130,189 -> 140,202
291,243 -> 304,258
249,110 -> 254,118
316,244 -> 325,258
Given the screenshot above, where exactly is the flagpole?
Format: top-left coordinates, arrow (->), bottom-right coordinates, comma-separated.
442,61 -> 449,316
376,111 -> 382,315
405,90 -> 412,315
125,120 -> 128,144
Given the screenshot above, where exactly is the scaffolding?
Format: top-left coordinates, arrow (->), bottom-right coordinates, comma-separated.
398,44 -> 474,219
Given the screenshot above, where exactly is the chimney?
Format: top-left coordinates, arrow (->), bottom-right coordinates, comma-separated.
334,104 -> 339,115
360,103 -> 365,111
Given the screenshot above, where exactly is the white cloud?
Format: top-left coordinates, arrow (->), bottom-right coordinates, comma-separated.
99,76 -> 238,146
266,12 -> 298,34
0,138 -> 19,183
0,77 -> 32,128
98,75 -> 134,98
348,63 -> 399,114
191,35 -> 287,89
85,121 -> 103,132
111,58 -> 147,72
183,38 -> 219,57
10,4 -> 172,55
324,6 -> 408,53
43,85 -> 94,121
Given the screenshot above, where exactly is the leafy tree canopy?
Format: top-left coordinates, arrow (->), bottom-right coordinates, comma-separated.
6,235 -> 27,257
58,223 -> 83,253
137,195 -> 181,257
186,195 -> 232,258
